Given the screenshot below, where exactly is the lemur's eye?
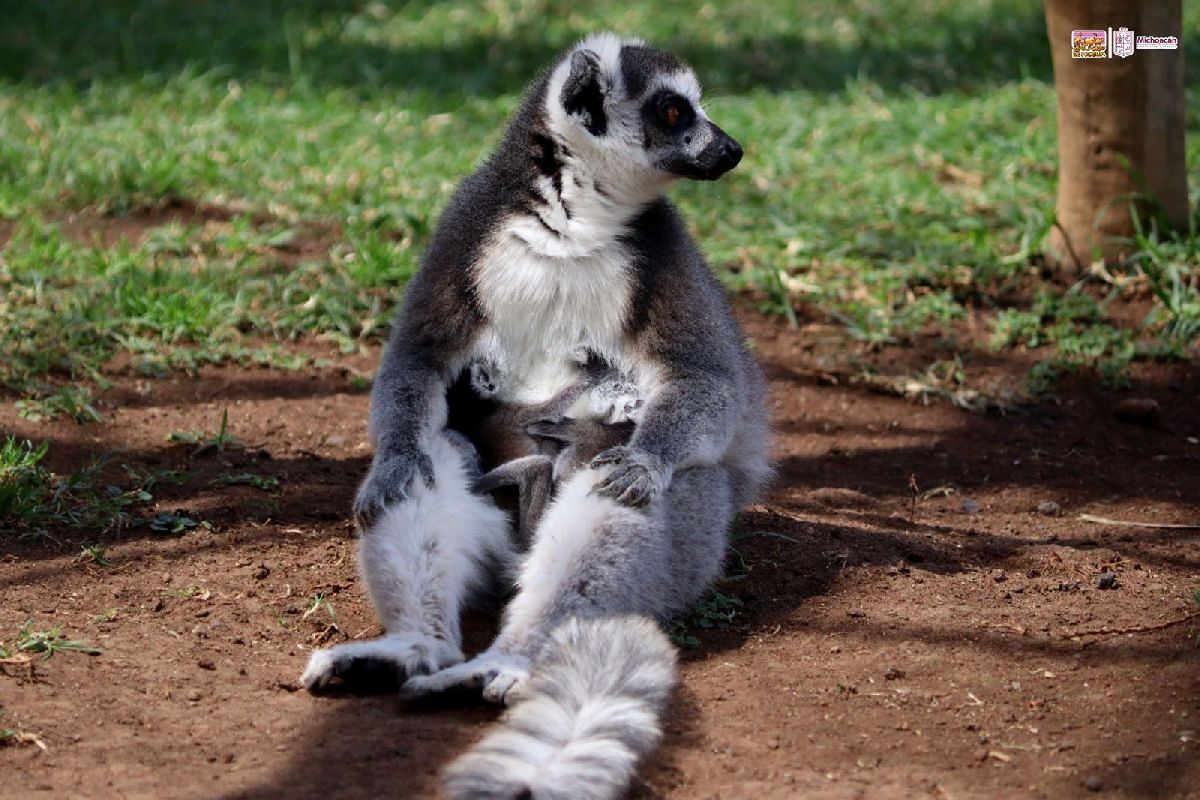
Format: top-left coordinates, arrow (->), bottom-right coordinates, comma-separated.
664,104 -> 680,126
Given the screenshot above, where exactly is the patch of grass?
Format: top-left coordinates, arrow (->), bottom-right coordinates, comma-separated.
0,438 -> 152,539
168,409 -> 242,456
302,593 -> 340,633
163,583 -> 208,599
15,385 -> 103,424
994,275 -> 1196,393
0,441 -> 154,542
0,437 -> 191,539
92,607 -> 119,623
669,590 -> 744,648
122,465 -> 187,491
0,438 -> 51,529
0,0 -> 1195,404
14,621 -> 102,659
210,472 -> 279,491
78,542 -> 113,567
149,511 -> 210,534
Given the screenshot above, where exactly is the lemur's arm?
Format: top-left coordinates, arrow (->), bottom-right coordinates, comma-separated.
590,204 -> 743,507
590,362 -> 737,507
354,242 -> 483,528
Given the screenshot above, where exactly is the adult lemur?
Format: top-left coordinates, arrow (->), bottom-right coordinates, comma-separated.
301,33 -> 770,800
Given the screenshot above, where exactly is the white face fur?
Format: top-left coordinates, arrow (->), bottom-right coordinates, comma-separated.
469,35 -> 717,406
544,33 -> 708,208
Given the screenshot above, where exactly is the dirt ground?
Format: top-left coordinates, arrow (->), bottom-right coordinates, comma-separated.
2,303 -> 1198,799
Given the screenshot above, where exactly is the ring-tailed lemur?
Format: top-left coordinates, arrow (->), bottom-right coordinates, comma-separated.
469,355 -> 643,544
300,33 -> 770,800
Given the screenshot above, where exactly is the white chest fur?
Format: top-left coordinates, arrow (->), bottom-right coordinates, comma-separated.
472,217 -> 635,405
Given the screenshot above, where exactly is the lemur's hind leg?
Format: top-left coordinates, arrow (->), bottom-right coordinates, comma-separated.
302,431 -> 512,692
473,455 -> 555,547
403,464 -> 733,704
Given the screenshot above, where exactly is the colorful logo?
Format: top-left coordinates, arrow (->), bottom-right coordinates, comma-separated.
1071,29 -> 1107,59
1072,27 -> 1179,58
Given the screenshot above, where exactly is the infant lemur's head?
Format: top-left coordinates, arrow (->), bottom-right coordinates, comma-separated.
543,33 -> 743,193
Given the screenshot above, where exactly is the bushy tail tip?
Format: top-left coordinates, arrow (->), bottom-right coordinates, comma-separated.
443,615 -> 677,800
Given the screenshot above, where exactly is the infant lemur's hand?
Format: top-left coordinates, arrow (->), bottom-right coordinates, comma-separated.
353,447 -> 436,529
589,446 -> 667,507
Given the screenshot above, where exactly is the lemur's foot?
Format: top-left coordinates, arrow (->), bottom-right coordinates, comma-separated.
301,633 -> 464,693
400,651 -> 532,706
590,446 -> 667,507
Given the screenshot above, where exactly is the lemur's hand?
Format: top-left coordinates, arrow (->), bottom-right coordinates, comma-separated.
589,446 -> 667,507
353,447 -> 436,529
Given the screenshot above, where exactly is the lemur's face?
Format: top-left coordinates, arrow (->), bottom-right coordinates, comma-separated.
547,35 -> 742,189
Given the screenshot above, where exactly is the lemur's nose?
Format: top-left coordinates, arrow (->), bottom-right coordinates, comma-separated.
719,139 -> 743,170
711,137 -> 742,175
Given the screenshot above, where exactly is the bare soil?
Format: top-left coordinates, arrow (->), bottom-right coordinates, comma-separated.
2,307 -> 1198,799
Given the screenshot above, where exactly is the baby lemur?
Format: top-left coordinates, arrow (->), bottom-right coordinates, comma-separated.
467,356 -> 643,544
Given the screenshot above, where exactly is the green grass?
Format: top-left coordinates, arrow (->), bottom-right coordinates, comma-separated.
0,435 -> 184,539
0,1 -> 1197,420
78,542 -> 114,567
210,472 -> 280,492
669,590 -> 745,648
168,409 -> 242,456
11,622 -> 102,659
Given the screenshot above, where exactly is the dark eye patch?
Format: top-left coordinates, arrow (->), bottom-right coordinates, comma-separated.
644,91 -> 695,132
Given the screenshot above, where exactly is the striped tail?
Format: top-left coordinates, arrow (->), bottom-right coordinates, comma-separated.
443,616 -> 677,800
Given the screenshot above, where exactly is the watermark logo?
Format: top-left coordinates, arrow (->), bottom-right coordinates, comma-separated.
1112,26 -> 1135,58
1071,27 -> 1178,58
1136,34 -> 1179,50
1071,29 -> 1107,59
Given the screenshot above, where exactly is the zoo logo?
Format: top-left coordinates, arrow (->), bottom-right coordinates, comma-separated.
1071,29 -> 1107,59
1071,27 -> 1179,59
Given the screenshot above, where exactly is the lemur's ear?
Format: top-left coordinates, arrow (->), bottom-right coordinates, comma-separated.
559,49 -> 608,136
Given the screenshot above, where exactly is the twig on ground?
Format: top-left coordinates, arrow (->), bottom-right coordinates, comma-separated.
1,730 -> 48,752
1063,612 -> 1200,640
1077,514 -> 1200,530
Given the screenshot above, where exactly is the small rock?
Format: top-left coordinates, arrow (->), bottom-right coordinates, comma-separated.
1037,501 -> 1062,516
197,659 -> 216,671
325,434 -> 347,448
1113,397 -> 1160,427
186,689 -> 203,702
884,667 -> 906,681
251,565 -> 270,580
1083,775 -> 1103,792
991,569 -> 1007,583
961,497 -> 982,514
1058,580 -> 1081,592
1096,571 -> 1118,590
152,598 -> 165,613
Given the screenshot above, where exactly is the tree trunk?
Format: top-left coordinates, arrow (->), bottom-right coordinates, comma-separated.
1044,0 -> 1188,276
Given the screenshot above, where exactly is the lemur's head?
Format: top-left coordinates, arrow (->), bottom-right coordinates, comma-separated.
545,34 -> 742,191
